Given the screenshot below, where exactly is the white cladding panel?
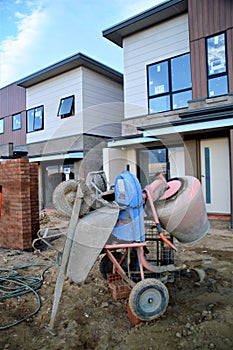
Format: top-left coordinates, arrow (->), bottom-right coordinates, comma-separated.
82,68 -> 123,137
26,68 -> 83,143
169,147 -> 185,178
123,14 -> 189,119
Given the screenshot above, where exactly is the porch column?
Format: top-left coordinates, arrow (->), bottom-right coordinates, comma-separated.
184,139 -> 199,178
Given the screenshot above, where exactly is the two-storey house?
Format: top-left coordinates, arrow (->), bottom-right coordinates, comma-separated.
102,0 -> 233,228
1,53 -> 123,208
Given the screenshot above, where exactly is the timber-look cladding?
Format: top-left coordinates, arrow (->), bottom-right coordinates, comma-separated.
188,0 -> 233,40
188,0 -> 233,99
0,83 -> 26,146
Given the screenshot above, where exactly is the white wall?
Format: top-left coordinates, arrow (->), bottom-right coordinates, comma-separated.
26,68 -> 83,143
82,68 -> 123,137
125,149 -> 137,175
169,147 -> 185,178
103,147 -> 138,187
103,148 -> 128,187
26,66 -> 124,143
123,14 -> 189,119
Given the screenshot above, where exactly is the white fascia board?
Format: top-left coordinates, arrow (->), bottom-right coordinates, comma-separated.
108,136 -> 159,148
143,118 -> 233,137
29,152 -> 83,162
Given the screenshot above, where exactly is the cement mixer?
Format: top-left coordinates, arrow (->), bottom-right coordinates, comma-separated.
144,175 -> 210,244
42,169 -> 209,328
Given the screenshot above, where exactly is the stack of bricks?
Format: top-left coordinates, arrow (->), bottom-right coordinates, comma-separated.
0,158 -> 39,250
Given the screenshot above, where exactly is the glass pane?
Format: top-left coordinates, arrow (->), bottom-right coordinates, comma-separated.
34,106 -> 43,130
0,119 -> 4,133
149,95 -> 170,113
27,109 -> 34,132
137,148 -> 167,187
172,90 -> 192,109
171,53 -> 191,91
148,61 -> 169,96
58,96 -> 74,116
12,113 -> 21,130
207,33 -> 226,76
208,75 -> 228,97
137,149 -> 149,188
149,148 -> 167,176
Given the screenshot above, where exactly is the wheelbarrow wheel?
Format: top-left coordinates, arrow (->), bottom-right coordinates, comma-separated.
99,252 -> 127,279
128,278 -> 169,321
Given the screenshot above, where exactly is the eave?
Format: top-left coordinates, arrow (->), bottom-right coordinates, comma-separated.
17,53 -> 123,88
103,0 -> 188,47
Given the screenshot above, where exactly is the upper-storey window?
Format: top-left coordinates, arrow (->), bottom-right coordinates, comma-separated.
12,113 -> 22,131
57,95 -> 74,118
206,32 -> 228,98
147,53 -> 192,114
27,106 -> 44,133
0,119 -> 4,134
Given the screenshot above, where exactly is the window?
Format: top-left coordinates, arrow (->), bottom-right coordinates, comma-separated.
27,106 -> 44,133
137,147 -> 168,188
147,53 -> 192,113
57,95 -> 74,118
12,113 -> 22,131
0,119 -> 4,134
206,33 -> 228,97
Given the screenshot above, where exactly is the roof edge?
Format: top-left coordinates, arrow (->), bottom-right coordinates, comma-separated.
103,0 -> 188,47
17,52 -> 123,88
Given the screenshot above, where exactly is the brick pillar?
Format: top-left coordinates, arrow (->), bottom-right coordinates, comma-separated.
0,158 -> 39,250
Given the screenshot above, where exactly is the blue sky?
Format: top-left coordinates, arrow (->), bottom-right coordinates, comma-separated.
0,0 -> 165,88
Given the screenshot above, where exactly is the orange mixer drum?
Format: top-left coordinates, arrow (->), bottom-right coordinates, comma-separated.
155,176 -> 210,243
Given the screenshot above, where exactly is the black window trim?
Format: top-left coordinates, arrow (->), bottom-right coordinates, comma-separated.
12,112 -> 22,131
206,31 -> 229,98
57,95 -> 75,118
26,105 -> 44,133
147,52 -> 192,114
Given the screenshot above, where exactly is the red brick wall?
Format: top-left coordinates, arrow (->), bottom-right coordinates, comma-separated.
0,158 -> 39,250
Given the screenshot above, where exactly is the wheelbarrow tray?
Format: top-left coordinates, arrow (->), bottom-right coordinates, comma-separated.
67,205 -> 119,283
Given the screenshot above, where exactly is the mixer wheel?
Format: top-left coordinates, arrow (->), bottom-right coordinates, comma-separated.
128,278 -> 169,321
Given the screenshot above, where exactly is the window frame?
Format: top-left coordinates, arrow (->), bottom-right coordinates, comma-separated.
206,32 -> 228,98
12,112 -> 22,131
26,105 -> 44,133
137,146 -> 169,188
0,118 -> 4,134
57,95 -> 75,118
147,52 -> 192,114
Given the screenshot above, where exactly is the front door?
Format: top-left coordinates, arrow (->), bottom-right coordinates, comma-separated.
200,137 -> 230,214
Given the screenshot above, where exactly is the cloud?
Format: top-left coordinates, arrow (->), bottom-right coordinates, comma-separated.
0,0 -> 165,88
0,2 -> 47,86
0,0 -> 119,87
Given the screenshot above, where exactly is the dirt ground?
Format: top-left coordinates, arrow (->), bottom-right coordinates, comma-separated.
0,211 -> 233,350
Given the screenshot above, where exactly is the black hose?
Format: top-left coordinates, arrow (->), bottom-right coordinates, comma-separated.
0,264 -> 51,330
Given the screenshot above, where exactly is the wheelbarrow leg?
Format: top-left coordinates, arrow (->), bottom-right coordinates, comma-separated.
49,186 -> 83,330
